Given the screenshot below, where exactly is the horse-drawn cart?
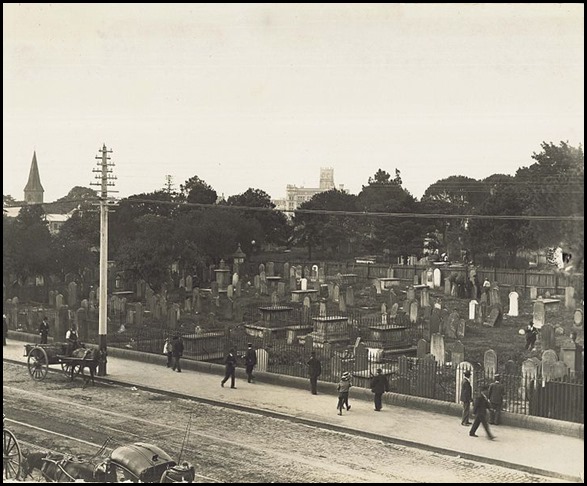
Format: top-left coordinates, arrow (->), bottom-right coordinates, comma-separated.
24,343 -> 100,385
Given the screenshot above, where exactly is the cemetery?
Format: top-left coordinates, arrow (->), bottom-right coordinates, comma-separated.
4,257 -> 584,424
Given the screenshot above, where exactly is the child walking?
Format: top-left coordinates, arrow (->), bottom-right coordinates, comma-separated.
336,372 -> 352,415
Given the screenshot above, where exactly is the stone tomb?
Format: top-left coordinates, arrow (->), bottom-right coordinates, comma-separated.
362,323 -> 415,359
306,316 -> 351,347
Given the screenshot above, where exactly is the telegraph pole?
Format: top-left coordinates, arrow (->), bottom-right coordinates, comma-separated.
91,144 -> 116,376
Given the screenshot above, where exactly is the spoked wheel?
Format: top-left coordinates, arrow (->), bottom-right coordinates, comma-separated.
27,347 -> 49,381
3,428 -> 22,480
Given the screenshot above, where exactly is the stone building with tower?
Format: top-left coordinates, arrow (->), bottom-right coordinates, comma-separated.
273,167 -> 346,213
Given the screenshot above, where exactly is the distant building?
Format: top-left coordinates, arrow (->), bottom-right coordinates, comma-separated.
273,167 -> 345,213
3,151 -> 72,234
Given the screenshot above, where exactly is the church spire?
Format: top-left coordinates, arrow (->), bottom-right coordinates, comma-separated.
24,151 -> 44,204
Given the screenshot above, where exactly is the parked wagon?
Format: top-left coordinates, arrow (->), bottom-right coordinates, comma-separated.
24,343 -> 100,385
3,414 -> 22,480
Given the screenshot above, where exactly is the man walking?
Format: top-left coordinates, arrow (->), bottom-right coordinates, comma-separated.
221,348 -> 237,389
460,369 -> 473,426
307,351 -> 322,395
469,385 -> 496,440
245,343 -> 257,383
38,316 -> 50,344
488,374 -> 505,425
370,368 -> 390,411
171,335 -> 184,372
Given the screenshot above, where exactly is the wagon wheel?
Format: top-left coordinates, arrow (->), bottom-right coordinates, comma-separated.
27,346 -> 49,381
3,428 -> 22,480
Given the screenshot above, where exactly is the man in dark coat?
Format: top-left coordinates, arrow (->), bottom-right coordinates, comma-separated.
307,351 -> 322,395
469,385 -> 495,440
488,374 -> 505,425
244,343 -> 257,383
221,348 -> 237,388
370,368 -> 390,411
460,369 -> 473,426
38,317 -> 50,344
171,335 -> 184,373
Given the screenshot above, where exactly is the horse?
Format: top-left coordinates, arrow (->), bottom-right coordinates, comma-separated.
70,346 -> 101,386
21,450 -> 106,482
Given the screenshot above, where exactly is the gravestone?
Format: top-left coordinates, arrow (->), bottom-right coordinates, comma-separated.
135,302 -> 143,326
433,268 -> 442,289
521,359 -> 539,400
318,266 -> 325,283
451,340 -> 464,366
260,271 -> 267,284
267,262 -> 275,277
560,342 -> 581,374
260,281 -> 268,295
373,280 -> 382,295
257,349 -> 269,372
456,318 -> 466,339
417,339 -> 428,358
484,349 -> 497,379
388,288 -> 398,307
186,275 -> 193,292
303,296 -> 311,309
533,299 -> 546,329
420,287 -> 430,308
304,335 -> 314,355
346,287 -> 354,306
67,281 -> 78,307
304,266 -> 311,279
426,268 -> 435,288
406,286 -> 416,301
490,287 -> 501,308
319,302 -> 327,317
211,281 -> 219,299
289,275 -> 297,291
541,350 -> 557,382
541,323 -> 555,351
565,287 -> 575,309
49,290 -> 56,307
553,361 -> 568,380
529,286 -> 538,300
486,306 -> 502,327
440,309 -> 450,335
355,343 -> 369,372
258,263 -> 265,274
390,303 -> 399,319
448,311 -> 460,339
136,279 -> 146,299
508,291 -> 519,317
573,308 -> 583,326
277,282 -> 286,297
386,266 -> 394,278
56,293 -> 64,309
254,275 -> 260,290
333,285 -> 340,303
227,285 -> 234,299
338,294 -> 347,313
409,301 -> 419,324
231,273 -> 238,288
468,300 -> 478,320
81,299 -> 89,311
444,279 -> 451,296
505,360 -> 516,377
429,308 -> 442,335
271,291 -> 279,306
413,274 -> 419,285
430,333 -> 445,365
300,278 -> 308,291
235,281 -> 242,298
283,263 -> 290,281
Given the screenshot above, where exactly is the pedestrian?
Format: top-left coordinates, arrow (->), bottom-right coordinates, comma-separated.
3,314 -> 7,346
171,335 -> 184,372
336,372 -> 352,415
469,385 -> 495,440
482,278 -> 491,296
370,368 -> 390,411
38,316 -> 50,344
307,351 -> 322,395
525,321 -> 538,350
460,369 -> 473,426
244,343 -> 257,383
488,374 -> 505,425
163,337 -> 173,368
65,324 -> 80,353
221,348 -> 237,388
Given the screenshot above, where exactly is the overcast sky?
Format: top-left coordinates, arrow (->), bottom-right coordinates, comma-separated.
3,4 -> 584,203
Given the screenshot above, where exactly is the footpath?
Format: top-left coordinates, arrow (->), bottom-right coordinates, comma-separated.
2,337 -> 584,482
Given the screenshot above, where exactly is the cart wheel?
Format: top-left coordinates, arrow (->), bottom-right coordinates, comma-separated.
27,347 -> 48,381
3,428 -> 22,480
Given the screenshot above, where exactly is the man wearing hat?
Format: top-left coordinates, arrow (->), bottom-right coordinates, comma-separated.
336,372 -> 352,415
488,374 -> 505,425
244,343 -> 257,383
460,369 -> 473,426
370,368 -> 390,411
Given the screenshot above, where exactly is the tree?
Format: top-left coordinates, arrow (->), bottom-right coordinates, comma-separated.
44,186 -> 98,213
180,175 -> 217,205
3,194 -> 17,206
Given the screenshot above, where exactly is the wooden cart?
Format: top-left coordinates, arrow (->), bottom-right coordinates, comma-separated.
24,343 -> 98,384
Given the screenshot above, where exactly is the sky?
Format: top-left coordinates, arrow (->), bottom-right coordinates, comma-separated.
3,4 -> 584,203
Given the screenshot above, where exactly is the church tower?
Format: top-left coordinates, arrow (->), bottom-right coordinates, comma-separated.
24,151 -> 44,204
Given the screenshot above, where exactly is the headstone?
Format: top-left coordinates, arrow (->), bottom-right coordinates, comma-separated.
484,349 -> 497,379
300,278 -> 308,291
235,281 -> 242,298
420,287 -> 430,308
433,268 -> 442,289
529,286 -> 538,300
373,279 -> 382,295
390,303 -> 399,319
444,279 -> 451,296
508,291 -> 519,317
271,291 -> 279,306
560,342 -> 580,374
211,281 -> 219,298
185,275 -> 193,292
56,293 -> 64,309
468,300 -> 478,320
386,266 -> 394,278
49,290 -> 56,306
426,268 -> 434,288
333,285 -> 340,303
487,306 -> 502,327
440,309 -> 450,335
319,302 -> 327,317
417,338 -> 428,358
406,286 -> 416,301
553,361 -> 568,380
521,359 -> 539,400
277,282 -> 286,297
533,299 -> 546,329
448,311 -> 460,339
381,303 -> 387,315
318,266 -> 325,283
565,287 -> 575,309
227,285 -> 234,299
451,340 -> 464,366
541,323 -> 555,351
505,359 -> 516,376
409,301 -> 419,324
260,271 -> 267,284
267,262 -> 275,277
456,318 -> 466,339
413,274 -> 419,285
346,287 -> 354,306
455,361 -> 474,403
490,287 -> 501,308
257,349 -> 269,372
135,302 -> 143,326
283,263 -> 290,281
541,350 -> 557,382
81,298 -> 89,311
573,308 -> 584,326
311,264 -> 318,281
430,308 -> 442,335
258,263 -> 265,274
430,333 -> 445,365
304,335 -> 314,355
338,294 -> 347,313
231,273 -> 239,287
303,296 -> 311,309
